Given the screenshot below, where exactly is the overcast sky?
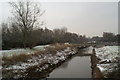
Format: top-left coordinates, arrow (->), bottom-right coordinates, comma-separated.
0,1 -> 118,37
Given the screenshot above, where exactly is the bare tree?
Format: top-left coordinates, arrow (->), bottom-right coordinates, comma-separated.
9,1 -> 44,48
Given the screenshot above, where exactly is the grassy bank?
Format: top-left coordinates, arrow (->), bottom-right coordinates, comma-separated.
2,43 -> 78,78
2,43 -> 76,66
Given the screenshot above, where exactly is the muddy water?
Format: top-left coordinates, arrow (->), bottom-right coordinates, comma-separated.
48,55 -> 92,78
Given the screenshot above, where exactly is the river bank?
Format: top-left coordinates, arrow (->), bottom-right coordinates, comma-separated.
94,46 -> 120,79
2,43 -> 80,78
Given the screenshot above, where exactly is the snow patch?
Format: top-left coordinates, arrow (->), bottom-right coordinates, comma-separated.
95,46 -> 119,77
95,46 -> 119,63
1,45 -> 50,57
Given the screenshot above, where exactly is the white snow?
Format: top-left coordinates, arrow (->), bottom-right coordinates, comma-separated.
1,49 -> 34,57
83,46 -> 93,54
95,46 -> 119,63
95,46 -> 119,77
33,45 -> 49,50
0,45 -> 50,57
97,63 -> 118,73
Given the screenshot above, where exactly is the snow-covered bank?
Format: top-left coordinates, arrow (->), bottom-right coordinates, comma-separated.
3,46 -> 77,78
0,45 -> 50,57
96,46 -> 119,63
82,46 -> 93,54
95,46 -> 119,77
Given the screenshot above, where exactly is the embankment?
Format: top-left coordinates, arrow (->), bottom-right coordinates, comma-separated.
2,43 -> 83,78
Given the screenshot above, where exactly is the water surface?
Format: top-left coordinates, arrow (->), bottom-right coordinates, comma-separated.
49,56 -> 91,78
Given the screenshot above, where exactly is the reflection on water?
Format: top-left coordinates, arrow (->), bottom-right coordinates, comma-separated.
49,56 -> 92,78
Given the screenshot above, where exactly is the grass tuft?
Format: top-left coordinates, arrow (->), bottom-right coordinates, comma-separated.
2,53 -> 31,66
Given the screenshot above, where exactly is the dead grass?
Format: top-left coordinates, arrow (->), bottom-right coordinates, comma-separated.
50,43 -> 76,50
30,50 -> 44,57
2,43 -> 77,66
2,53 -> 31,66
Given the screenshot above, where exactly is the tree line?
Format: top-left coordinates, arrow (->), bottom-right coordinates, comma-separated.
2,23 -> 88,50
91,32 -> 120,44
